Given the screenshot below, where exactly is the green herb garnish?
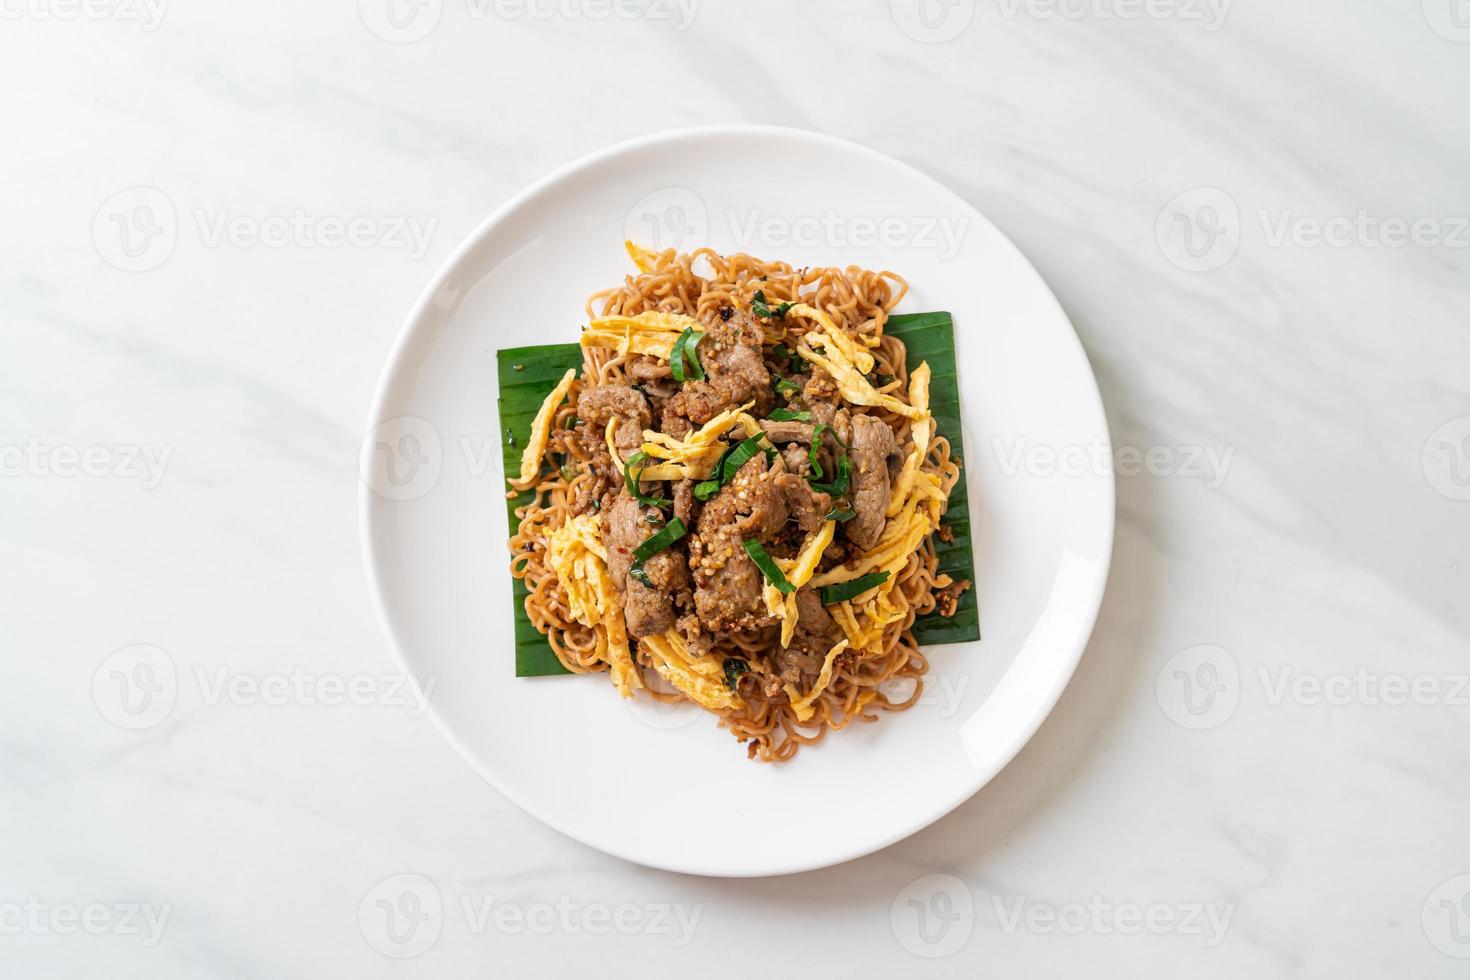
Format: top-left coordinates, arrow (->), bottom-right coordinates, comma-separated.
767,408 -> 812,422
633,516 -> 687,562
670,327 -> 706,383
693,434 -> 766,502
825,507 -> 856,522
820,571 -> 890,604
629,563 -> 652,587
742,539 -> 795,594
752,290 -> 793,320
808,455 -> 851,496
622,451 -> 672,510
559,464 -> 577,481
723,658 -> 749,689
774,377 -> 801,397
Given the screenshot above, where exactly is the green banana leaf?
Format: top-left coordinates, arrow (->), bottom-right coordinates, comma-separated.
495,310 -> 978,678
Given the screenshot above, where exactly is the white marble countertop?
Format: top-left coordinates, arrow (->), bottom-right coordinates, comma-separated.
4,1 -> 1468,976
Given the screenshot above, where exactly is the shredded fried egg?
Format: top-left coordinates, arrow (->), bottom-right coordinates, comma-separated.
640,629 -> 743,711
546,513 -> 639,696
784,639 -> 849,722
790,310 -> 924,420
510,368 -> 576,489
761,519 -> 837,647
580,311 -> 702,360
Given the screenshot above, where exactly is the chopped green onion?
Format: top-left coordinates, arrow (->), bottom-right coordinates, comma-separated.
670,327 -> 706,383
633,516 -> 687,562
723,658 -> 749,689
820,571 -> 890,604
629,562 -> 652,587
825,507 -> 856,522
808,455 -> 851,496
767,408 -> 812,422
693,434 -> 766,501
743,539 -> 795,594
564,415 -> 581,429
809,424 -> 827,479
559,464 -> 577,481
868,371 -> 895,388
623,451 -> 672,510
752,290 -> 793,320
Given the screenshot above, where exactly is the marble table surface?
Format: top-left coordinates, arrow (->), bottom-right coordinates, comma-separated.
3,1 -> 1467,976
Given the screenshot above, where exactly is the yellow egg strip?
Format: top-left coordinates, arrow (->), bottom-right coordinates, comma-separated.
509,368 -> 576,490
786,304 -> 875,374
784,639 -> 849,722
640,629 -> 743,711
546,514 -> 639,697
625,239 -> 660,273
760,520 -> 836,648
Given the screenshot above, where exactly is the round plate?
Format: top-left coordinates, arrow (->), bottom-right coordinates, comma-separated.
360,125 -> 1113,877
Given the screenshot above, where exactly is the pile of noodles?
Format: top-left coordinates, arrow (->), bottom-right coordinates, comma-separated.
508,246 -> 963,762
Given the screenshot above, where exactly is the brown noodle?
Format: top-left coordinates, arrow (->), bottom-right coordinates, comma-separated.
509,248 -> 962,762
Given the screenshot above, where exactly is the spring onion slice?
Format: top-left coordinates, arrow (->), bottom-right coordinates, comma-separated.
809,424 -> 827,479
693,434 -> 766,501
623,451 -> 672,510
633,516 -> 687,562
743,539 -> 796,594
723,657 -> 749,689
670,327 -> 706,383
767,408 -> 811,422
809,454 -> 851,496
820,571 -> 890,604
752,290 -> 793,319
825,507 -> 857,522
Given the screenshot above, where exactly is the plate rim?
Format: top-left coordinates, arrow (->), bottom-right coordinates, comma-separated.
358,123 -> 1116,878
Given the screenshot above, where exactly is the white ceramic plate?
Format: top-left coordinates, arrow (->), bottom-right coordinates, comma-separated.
360,126 -> 1113,877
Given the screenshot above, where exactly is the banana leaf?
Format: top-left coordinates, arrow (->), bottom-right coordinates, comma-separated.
496,310 -> 978,678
